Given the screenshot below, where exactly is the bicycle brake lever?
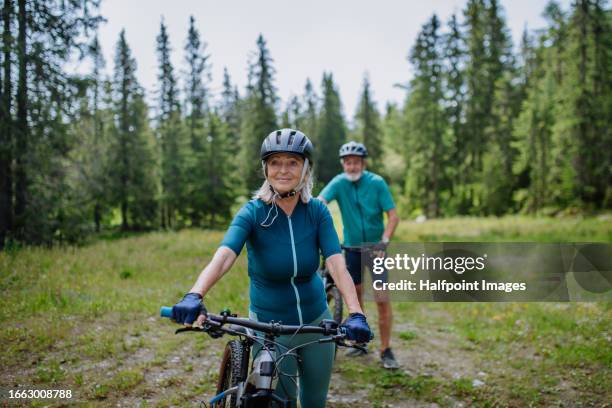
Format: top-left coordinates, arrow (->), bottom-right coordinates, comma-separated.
175,319 -> 226,338
337,341 -> 368,353
175,326 -> 205,334
318,333 -> 347,344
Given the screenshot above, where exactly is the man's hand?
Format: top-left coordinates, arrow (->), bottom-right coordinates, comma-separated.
372,240 -> 388,258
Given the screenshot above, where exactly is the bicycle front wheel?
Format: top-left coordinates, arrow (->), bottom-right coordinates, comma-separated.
215,340 -> 249,408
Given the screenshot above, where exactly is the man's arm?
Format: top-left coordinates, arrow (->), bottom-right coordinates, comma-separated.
318,176 -> 337,206
382,208 -> 399,242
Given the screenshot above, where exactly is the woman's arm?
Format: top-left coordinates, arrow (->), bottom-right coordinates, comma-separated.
190,246 -> 238,296
173,246 -> 238,327
325,253 -> 363,315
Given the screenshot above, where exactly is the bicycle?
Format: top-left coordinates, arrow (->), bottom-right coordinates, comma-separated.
316,257 -> 343,325
160,307 -> 366,408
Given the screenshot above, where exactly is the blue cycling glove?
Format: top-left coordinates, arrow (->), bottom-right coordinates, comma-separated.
172,293 -> 206,324
341,312 -> 373,343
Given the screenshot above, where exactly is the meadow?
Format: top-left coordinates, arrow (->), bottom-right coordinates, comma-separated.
1,213 -> 610,407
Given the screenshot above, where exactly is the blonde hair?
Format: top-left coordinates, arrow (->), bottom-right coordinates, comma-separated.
253,159 -> 314,204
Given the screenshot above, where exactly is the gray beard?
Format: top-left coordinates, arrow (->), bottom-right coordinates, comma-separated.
345,172 -> 362,182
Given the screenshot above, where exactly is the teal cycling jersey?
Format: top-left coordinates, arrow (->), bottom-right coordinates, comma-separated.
220,198 -> 342,325
319,170 -> 395,246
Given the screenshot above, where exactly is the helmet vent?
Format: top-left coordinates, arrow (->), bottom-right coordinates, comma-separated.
288,132 -> 295,146
276,130 -> 282,144
298,137 -> 306,147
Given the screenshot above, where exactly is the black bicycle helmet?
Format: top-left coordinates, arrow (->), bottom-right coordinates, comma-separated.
261,129 -> 314,162
339,141 -> 368,158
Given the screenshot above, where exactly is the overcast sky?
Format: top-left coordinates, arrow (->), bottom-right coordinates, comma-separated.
95,0 -> 570,122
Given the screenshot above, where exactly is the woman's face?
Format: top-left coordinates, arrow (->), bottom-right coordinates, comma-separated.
266,153 -> 305,194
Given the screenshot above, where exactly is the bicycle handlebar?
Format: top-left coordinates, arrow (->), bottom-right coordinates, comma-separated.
160,306 -> 172,318
160,306 -> 370,352
341,244 -> 364,251
341,244 -> 386,252
160,306 -> 343,336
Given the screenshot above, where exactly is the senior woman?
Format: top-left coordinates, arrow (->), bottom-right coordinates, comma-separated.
172,129 -> 371,407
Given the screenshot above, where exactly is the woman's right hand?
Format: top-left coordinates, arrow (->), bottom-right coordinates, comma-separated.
172,293 -> 207,326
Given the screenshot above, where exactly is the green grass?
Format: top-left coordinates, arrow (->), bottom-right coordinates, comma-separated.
395,214 -> 612,242
1,216 -> 611,406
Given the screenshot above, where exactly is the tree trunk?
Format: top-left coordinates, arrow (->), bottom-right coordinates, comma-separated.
577,0 -> 589,202
94,203 -> 101,233
121,194 -> 128,231
14,0 -> 27,238
0,0 -> 13,248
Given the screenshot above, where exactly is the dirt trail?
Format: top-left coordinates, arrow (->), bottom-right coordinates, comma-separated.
326,309 -> 483,408
2,308 -> 598,407
0,312 -> 498,407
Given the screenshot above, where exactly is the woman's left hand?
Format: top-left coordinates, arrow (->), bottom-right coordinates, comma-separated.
341,312 -> 373,343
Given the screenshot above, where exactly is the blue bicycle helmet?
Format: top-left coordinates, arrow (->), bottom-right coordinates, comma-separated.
261,129 -> 314,162
339,141 -> 368,158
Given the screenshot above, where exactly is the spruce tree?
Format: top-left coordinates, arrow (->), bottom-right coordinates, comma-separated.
514,53 -> 556,212
14,0 -> 28,238
111,30 -> 157,230
156,19 -> 186,227
204,110 -> 237,226
184,15 -> 210,145
317,72 -> 346,184
514,4 -> 565,212
240,34 -> 278,193
301,78 -> 319,148
381,103 -> 407,189
183,15 -> 211,226
460,0 -> 516,213
89,37 -> 110,231
442,13 -> 468,213
280,95 -> 302,129
354,74 -> 383,175
3,0 -> 102,243
220,67 -> 241,143
481,1 -> 518,214
482,68 -> 522,214
553,0 -> 611,207
462,0 -> 489,211
403,14 -> 448,217
69,37 -> 112,233
0,0 -> 14,247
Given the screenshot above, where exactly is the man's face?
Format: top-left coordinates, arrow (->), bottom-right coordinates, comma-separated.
341,155 -> 365,181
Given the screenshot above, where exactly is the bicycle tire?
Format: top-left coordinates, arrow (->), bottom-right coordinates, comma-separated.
216,340 -> 249,408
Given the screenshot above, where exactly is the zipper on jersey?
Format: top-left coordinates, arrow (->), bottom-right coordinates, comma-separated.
354,183 -> 366,243
287,215 -> 303,325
